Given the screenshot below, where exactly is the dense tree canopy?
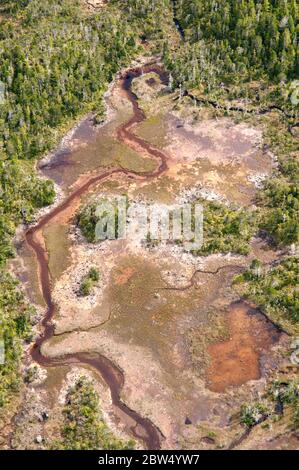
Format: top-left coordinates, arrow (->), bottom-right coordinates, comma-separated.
0,0 -> 137,161
164,0 -> 298,87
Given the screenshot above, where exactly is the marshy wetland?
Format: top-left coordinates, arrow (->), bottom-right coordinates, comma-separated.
10,62 -> 292,450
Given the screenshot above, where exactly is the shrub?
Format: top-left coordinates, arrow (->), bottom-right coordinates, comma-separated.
88,267 -> 100,283
78,267 -> 100,297
79,278 -> 93,297
240,403 -> 269,428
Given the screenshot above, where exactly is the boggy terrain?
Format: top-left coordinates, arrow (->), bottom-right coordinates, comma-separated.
11,60 -> 292,450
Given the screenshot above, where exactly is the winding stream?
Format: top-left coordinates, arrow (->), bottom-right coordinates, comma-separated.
25,65 -> 170,450
19,60 -> 288,451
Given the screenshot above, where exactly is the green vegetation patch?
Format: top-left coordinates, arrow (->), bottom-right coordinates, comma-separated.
76,197 -> 129,243
79,195 -> 257,256
112,0 -> 174,42
51,377 -> 135,450
194,200 -> 257,256
0,0 -> 138,161
240,376 -> 299,431
234,257 -> 299,334
260,177 -> 299,246
164,0 -> 298,92
258,123 -> 299,247
0,161 -> 55,268
79,267 -> 100,297
240,402 -> 270,428
269,378 -> 299,429
0,272 -> 34,408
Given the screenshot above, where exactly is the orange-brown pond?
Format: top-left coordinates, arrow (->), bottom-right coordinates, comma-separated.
206,301 -> 282,393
